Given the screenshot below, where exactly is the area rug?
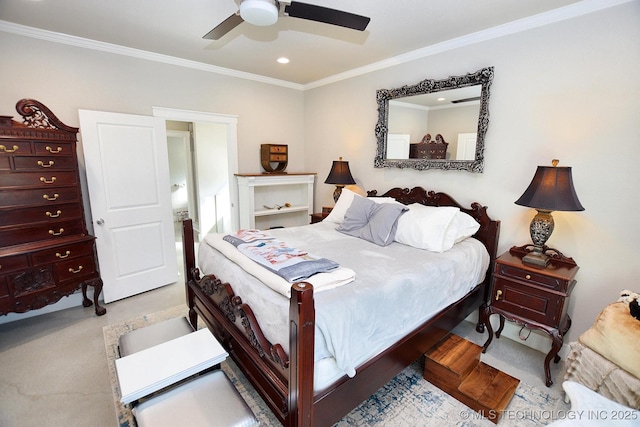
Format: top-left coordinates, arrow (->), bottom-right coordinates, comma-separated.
104,305 -> 565,427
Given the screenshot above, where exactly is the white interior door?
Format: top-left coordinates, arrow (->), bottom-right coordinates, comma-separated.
79,110 -> 178,302
456,133 -> 477,161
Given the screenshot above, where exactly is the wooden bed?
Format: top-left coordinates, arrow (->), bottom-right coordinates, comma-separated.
182,187 -> 500,427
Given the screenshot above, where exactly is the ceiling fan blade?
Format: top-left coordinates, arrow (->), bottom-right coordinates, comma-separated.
284,1 -> 370,31
203,13 -> 244,40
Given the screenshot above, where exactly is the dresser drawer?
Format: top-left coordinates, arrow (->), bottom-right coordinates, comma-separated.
496,263 -> 567,291
493,277 -> 563,326
0,203 -> 82,227
0,171 -> 77,188
13,155 -> 75,171
0,220 -> 86,246
34,142 -> 73,155
0,187 -> 80,208
0,156 -> 9,170
31,240 -> 94,265
55,255 -> 97,283
0,253 -> 29,274
0,141 -> 32,155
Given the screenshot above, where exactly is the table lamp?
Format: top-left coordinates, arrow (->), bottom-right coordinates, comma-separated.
324,157 -> 356,202
515,159 -> 584,267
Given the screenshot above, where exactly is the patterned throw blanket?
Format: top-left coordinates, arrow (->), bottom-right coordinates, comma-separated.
223,229 -> 340,283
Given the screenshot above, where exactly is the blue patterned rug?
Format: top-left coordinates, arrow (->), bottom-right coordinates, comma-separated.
104,306 -> 565,426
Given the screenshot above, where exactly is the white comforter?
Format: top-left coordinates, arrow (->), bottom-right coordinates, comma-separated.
197,221 -> 489,388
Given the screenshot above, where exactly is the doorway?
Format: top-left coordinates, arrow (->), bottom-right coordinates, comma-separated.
153,107 -> 239,246
166,121 -> 234,242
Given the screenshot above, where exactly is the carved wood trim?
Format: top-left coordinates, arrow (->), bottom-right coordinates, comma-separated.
192,267 -> 289,370
15,99 -> 79,133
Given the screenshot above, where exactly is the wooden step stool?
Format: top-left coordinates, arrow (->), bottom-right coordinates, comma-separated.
424,334 -> 520,424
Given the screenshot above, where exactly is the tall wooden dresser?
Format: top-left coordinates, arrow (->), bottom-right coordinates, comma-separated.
0,99 -> 105,316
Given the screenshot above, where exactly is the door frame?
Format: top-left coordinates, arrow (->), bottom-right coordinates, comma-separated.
153,107 -> 239,232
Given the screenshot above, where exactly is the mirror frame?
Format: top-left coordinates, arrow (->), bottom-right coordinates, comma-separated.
374,66 -> 493,172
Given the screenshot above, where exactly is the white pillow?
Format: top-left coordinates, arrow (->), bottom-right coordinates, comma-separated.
323,188 -> 360,224
447,211 -> 480,245
323,189 -> 399,224
394,204 -> 460,252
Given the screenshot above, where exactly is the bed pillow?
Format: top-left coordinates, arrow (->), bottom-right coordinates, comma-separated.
447,211 -> 481,245
323,188 -> 359,224
323,188 -> 399,224
394,204 -> 461,252
336,196 -> 407,246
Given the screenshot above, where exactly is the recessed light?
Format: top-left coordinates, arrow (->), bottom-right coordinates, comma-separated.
277,57 -> 290,64
437,97 -> 446,101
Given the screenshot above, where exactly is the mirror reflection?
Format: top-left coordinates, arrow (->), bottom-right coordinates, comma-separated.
374,67 -> 493,172
387,85 -> 481,160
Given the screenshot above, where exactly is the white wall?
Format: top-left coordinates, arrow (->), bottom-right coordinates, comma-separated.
0,33 -> 306,176
304,2 -> 640,345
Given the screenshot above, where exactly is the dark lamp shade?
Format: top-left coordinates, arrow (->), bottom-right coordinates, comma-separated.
324,159 -> 356,186
515,166 -> 584,212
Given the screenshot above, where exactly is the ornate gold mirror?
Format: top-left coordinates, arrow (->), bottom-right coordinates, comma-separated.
374,67 -> 493,172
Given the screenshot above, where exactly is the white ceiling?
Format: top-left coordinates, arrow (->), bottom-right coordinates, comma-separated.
0,0 -> 617,88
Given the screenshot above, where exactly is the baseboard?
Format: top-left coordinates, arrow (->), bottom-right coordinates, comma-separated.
0,291 -> 102,325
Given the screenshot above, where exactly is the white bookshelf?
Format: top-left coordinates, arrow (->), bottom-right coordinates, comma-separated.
236,173 -> 316,230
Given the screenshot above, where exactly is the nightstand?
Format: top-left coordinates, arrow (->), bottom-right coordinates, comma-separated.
310,207 -> 332,224
481,246 -> 579,387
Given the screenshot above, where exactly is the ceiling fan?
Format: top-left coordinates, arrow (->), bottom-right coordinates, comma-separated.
203,0 -> 371,40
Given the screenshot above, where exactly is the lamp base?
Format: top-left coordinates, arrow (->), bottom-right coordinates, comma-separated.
510,244 -> 578,269
333,185 -> 344,203
522,250 -> 550,267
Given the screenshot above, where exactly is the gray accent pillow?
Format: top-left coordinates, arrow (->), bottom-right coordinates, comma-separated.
336,196 -> 407,246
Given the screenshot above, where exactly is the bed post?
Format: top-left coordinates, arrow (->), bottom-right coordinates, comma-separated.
288,282 -> 315,427
181,219 -> 197,327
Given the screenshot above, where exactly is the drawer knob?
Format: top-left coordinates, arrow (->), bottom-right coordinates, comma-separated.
49,228 -> 64,236
495,289 -> 503,301
37,160 -> 55,168
40,176 -> 57,184
68,266 -> 83,274
56,251 -> 71,259
525,274 -> 531,280
46,210 -> 62,218
43,193 -> 59,201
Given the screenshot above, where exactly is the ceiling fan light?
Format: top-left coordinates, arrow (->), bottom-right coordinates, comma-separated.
240,0 -> 279,26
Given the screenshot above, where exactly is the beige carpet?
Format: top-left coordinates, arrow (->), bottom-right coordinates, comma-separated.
104,306 -> 567,427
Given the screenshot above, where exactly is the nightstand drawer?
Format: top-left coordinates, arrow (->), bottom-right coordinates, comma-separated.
493,277 -> 562,326
497,263 -> 566,291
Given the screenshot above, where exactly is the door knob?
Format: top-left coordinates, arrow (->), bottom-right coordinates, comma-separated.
96,218 -> 105,225
495,289 -> 503,301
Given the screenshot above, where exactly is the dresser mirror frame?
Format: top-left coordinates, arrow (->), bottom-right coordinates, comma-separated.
374,66 -> 493,172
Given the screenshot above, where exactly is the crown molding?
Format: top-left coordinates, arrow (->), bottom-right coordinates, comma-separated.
302,0 -> 632,90
0,19 -> 304,91
0,0 -> 630,92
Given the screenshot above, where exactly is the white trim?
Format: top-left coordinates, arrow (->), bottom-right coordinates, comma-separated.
153,106 -> 238,125
0,0 -> 631,91
0,292 -> 91,325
